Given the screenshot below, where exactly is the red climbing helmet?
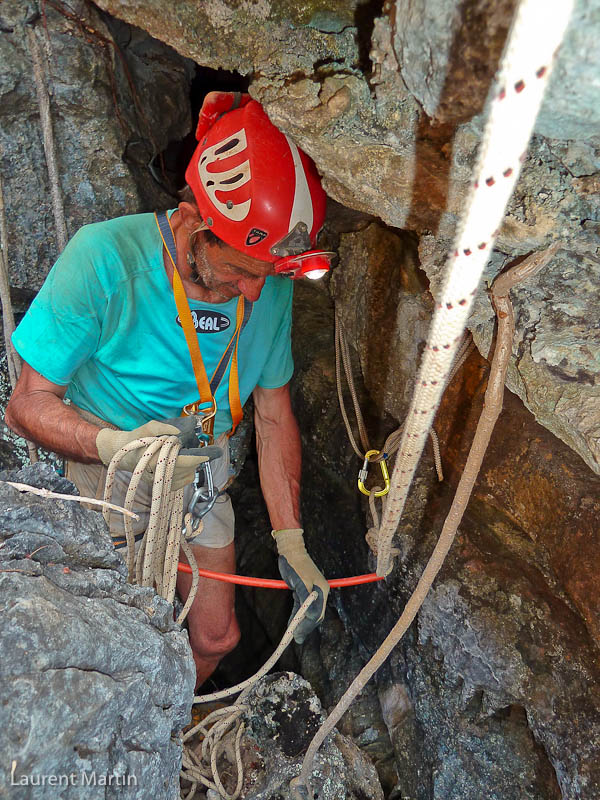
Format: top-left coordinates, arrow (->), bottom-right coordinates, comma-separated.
185,92 -> 334,279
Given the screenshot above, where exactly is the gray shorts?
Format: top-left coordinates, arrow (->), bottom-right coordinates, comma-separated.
66,433 -> 235,551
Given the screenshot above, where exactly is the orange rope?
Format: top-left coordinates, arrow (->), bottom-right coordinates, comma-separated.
176,562 -> 384,589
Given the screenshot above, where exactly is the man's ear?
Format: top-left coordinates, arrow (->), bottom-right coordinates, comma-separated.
178,202 -> 206,233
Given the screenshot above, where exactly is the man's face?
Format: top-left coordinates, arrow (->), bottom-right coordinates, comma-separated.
191,236 -> 275,303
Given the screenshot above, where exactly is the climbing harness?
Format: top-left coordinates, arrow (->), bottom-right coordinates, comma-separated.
155,211 -> 253,443
291,0 -> 574,795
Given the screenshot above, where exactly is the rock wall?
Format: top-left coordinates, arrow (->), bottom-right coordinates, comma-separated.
0,463 -> 195,799
0,0 -> 194,291
291,264 -> 600,799
0,0 -> 194,458
93,0 -> 600,475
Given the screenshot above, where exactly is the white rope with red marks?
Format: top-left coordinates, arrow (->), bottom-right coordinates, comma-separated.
375,0 -> 574,577
290,1 -> 574,796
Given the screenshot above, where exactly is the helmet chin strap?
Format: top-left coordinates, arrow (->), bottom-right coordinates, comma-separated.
186,221 -> 211,283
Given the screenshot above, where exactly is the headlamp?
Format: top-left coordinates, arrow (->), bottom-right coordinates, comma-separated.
273,250 -> 335,281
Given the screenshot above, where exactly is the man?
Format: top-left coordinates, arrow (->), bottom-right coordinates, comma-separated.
5,92 -> 332,688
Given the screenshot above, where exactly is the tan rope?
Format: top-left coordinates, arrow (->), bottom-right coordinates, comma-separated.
180,591 -> 319,800
335,307 -> 446,472
26,24 -> 67,252
334,311 -> 369,458
2,480 -> 138,518
2,19 -> 72,466
290,245 -> 559,800
102,441 -> 320,799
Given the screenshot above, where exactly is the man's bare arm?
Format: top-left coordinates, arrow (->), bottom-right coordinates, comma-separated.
253,383 -> 301,530
5,362 -> 102,463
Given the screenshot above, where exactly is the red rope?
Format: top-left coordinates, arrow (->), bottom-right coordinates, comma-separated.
177,562 -> 384,589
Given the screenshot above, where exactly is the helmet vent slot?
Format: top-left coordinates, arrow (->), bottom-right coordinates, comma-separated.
221,172 -> 245,185
215,138 -> 240,156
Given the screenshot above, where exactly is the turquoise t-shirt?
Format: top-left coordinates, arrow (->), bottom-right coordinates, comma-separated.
12,213 -> 294,436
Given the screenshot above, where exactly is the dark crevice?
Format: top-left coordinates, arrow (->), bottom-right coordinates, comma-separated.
153,64 -> 249,198
354,0 -> 385,77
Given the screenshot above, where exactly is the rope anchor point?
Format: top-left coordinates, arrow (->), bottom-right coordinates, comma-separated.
357,449 -> 390,497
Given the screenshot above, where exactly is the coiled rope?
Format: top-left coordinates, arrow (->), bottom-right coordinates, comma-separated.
103,435 -> 200,624
290,0 -> 573,792
374,0 -> 574,578
102,442 -> 320,799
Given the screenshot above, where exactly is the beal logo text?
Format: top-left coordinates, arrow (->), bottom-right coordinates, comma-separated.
176,311 -> 231,333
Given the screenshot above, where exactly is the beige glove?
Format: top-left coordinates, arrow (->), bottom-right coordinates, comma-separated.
273,528 -> 330,643
96,417 -> 221,491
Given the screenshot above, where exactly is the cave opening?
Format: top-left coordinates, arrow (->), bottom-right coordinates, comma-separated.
148,64 -> 251,202
1,1 -> 600,798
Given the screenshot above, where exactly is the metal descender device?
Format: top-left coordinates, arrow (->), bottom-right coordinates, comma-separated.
185,410 -> 220,531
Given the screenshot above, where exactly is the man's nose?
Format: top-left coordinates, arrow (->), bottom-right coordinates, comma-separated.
238,276 -> 266,302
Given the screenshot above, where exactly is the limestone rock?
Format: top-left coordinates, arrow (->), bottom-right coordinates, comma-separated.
289,277 -> 600,798
0,0 -> 194,290
535,0 -> 600,141
392,0 -> 516,126
332,222 -> 432,423
0,463 -> 195,799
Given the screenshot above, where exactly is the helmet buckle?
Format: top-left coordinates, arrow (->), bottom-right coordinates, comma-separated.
270,220 -> 312,258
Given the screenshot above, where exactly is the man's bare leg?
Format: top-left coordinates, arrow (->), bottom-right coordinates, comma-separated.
176,541 -> 241,690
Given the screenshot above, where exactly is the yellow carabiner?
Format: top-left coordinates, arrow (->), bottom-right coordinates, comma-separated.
357,449 -> 390,497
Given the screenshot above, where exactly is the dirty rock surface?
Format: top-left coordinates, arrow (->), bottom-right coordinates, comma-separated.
0,0 -> 194,291
186,672 -> 384,800
0,463 -> 195,799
